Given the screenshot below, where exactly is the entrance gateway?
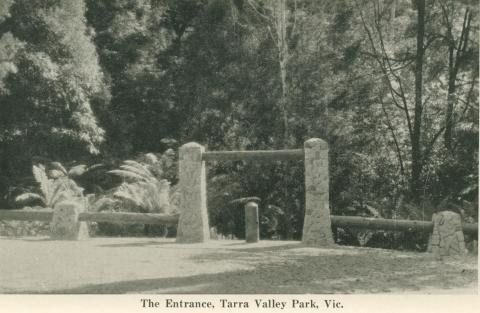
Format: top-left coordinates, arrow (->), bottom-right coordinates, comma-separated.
175,138 -> 334,246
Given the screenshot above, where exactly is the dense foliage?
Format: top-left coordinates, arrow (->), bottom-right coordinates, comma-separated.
0,0 -> 478,248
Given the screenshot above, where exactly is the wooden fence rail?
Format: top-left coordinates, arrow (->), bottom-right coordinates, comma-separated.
78,212 -> 179,225
0,209 -> 53,222
0,209 -> 477,236
331,215 -> 478,236
0,210 -> 179,225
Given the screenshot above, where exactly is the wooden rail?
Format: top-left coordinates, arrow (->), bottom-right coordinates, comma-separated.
78,212 -> 179,225
331,215 -> 478,235
0,210 -> 477,235
0,210 -> 179,225
0,209 -> 53,222
202,149 -> 304,162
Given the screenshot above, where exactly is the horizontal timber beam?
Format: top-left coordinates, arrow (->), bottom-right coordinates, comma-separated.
78,212 -> 180,225
331,215 -> 478,236
1,210 -> 476,236
0,210 -> 179,225
202,149 -> 304,162
0,209 -> 53,222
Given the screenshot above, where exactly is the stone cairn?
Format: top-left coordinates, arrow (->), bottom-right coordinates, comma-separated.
50,201 -> 89,240
429,210 -> 467,258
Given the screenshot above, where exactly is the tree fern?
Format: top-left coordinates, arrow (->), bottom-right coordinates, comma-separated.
16,162 -> 85,209
110,154 -> 175,214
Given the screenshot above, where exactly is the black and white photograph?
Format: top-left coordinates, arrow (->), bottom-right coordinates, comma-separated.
0,0 -> 478,305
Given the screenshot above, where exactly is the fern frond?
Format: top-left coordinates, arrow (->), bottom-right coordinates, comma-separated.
33,165 -> 52,202
50,162 -> 68,175
48,180 -> 66,206
144,153 -> 158,165
68,164 -> 87,177
15,193 -> 46,205
114,190 -> 142,207
118,164 -> 154,181
122,160 -> 153,177
63,178 -> 84,196
49,178 -> 83,207
48,169 -> 65,179
109,169 -> 148,181
50,192 -> 68,208
91,197 -> 117,211
85,163 -> 104,173
114,183 -> 143,204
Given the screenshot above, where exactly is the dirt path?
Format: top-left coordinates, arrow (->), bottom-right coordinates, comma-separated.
0,237 -> 477,294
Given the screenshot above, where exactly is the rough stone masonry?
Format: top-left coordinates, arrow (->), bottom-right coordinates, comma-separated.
176,142 -> 210,243
429,210 -> 467,257
50,201 -> 89,240
302,138 -> 335,246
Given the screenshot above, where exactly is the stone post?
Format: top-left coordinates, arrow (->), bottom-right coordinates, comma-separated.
50,201 -> 89,240
245,201 -> 260,243
302,138 -> 335,246
429,211 -> 467,258
176,142 -> 210,243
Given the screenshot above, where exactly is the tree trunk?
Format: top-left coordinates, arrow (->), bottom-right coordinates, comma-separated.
410,0 -> 425,201
273,0 -> 290,148
444,9 -> 471,151
279,56 -> 289,148
444,71 -> 456,151
390,0 -> 397,22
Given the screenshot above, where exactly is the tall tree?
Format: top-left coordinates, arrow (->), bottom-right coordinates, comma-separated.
440,0 -> 475,151
242,0 -> 299,147
0,0 -> 106,205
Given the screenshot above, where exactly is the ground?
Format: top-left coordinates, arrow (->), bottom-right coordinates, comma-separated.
0,237 -> 477,294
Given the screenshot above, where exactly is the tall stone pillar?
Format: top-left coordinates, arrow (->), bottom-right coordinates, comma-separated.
302,138 -> 334,246
50,201 -> 89,240
176,142 -> 210,243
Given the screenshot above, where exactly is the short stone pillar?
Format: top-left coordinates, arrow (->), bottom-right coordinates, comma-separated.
50,201 -> 89,240
245,201 -> 260,243
302,138 -> 334,246
429,211 -> 467,257
176,142 -> 210,243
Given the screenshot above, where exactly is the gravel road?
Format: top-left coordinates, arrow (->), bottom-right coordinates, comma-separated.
0,237 -> 477,294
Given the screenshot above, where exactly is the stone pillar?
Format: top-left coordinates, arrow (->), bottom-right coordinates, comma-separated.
50,201 -> 89,240
245,201 -> 259,243
429,211 -> 467,258
176,142 -> 210,243
302,138 -> 334,246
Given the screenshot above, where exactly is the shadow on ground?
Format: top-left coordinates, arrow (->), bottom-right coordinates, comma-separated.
97,241 -> 177,248
23,244 -> 477,294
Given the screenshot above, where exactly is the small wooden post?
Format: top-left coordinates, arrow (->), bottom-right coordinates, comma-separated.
230,197 -> 261,243
245,201 -> 260,243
